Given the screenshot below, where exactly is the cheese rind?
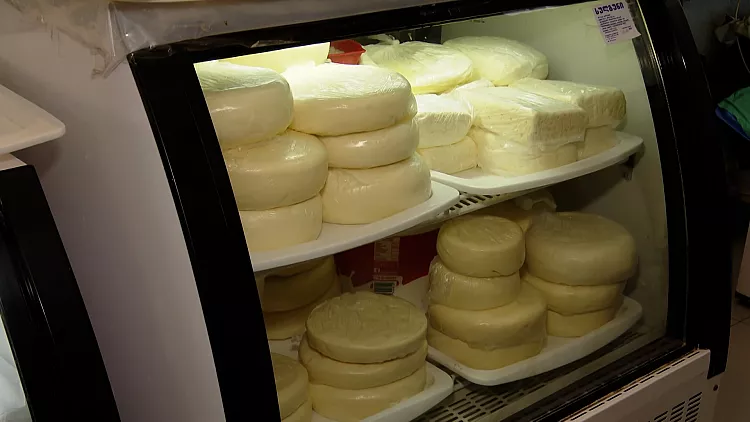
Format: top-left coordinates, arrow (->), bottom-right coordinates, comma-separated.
224,130 -> 328,210
579,126 -> 618,160
437,215 -> 525,277
443,37 -> 548,85
428,326 -> 544,370
429,257 -> 521,310
418,136 -> 477,174
264,275 -> 342,340
523,271 -> 624,315
472,127 -> 578,175
306,291 -> 428,363
547,302 -> 621,337
320,119 -> 418,169
282,398 -> 312,422
240,195 -> 322,252
414,94 -> 474,148
272,353 -> 310,419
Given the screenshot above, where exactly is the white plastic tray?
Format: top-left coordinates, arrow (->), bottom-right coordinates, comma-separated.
427,297 -> 643,386
0,84 -> 65,154
250,181 -> 459,272
430,132 -> 643,195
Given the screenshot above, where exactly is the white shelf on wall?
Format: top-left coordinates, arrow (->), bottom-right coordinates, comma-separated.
0,84 -> 65,153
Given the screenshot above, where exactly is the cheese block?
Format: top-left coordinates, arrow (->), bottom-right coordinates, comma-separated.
428,284 -> 547,349
240,195 -> 322,252
196,62 -> 293,149
510,78 -> 626,127
457,88 -> 588,148
306,291 -> 428,363
429,257 -> 521,310
437,215 -> 525,277
284,63 -> 417,136
547,301 -> 622,337
428,326 -> 544,370
224,130 -> 328,210
526,212 -> 638,286
223,43 -> 330,73
443,37 -> 548,85
472,127 -> 579,175
361,41 -> 474,94
263,256 -> 336,312
282,398 -> 312,422
309,365 -> 426,422
414,94 -> 474,148
300,336 -> 427,389
321,154 -> 431,224
579,126 -> 618,160
447,79 -> 495,94
263,275 -> 342,340
418,136 -> 477,174
272,353 -> 310,419
319,118 -> 418,169
523,271 -> 625,315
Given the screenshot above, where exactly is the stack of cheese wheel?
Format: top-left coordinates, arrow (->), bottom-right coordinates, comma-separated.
524,212 -> 637,337
301,291 -> 429,421
284,63 -> 432,224
262,256 -> 341,340
427,215 -> 547,370
414,94 -> 477,174
272,353 -> 313,422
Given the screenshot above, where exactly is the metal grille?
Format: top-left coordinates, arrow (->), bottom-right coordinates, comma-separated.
646,392 -> 701,422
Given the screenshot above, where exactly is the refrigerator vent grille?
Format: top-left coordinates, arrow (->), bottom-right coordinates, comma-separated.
444,193 -> 510,216
647,392 -> 701,422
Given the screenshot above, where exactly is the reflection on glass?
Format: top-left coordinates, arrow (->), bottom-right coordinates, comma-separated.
0,321 -> 30,421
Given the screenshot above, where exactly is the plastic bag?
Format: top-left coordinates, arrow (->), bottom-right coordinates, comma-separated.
417,136 -> 477,174
443,36 -> 548,85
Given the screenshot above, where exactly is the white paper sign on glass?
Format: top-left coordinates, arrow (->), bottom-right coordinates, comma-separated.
592,2 -> 641,45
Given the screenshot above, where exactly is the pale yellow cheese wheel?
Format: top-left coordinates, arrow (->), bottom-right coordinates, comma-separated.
272,353 -> 309,419
263,276 -> 342,340
263,256 -> 336,312
523,271 -> 625,315
282,398 -> 312,422
427,326 -> 544,370
547,301 -> 621,337
429,257 -> 521,310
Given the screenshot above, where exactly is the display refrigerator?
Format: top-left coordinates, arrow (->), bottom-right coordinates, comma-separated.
0,0 -> 732,421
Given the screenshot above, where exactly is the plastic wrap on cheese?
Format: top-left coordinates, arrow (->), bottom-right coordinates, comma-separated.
319,118 -> 418,169
579,126 -> 618,159
446,78 -> 495,94
472,127 -> 578,175
223,43 -> 330,73
443,37 -> 548,85
414,94 -> 473,148
240,195 -> 322,252
510,78 -> 626,127
417,136 -> 477,174
360,41 -> 474,94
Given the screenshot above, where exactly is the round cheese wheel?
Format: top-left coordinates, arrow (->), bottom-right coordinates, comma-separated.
427,326 -> 544,370
428,283 -> 546,349
579,126 -> 618,160
523,271 -> 624,315
196,62 -> 293,149
306,291 -> 427,363
240,195 -> 322,252
272,353 -> 309,419
414,94 -> 474,148
282,398 -> 312,422
443,37 -> 548,85
284,63 -> 417,136
224,130 -> 328,211
321,154 -> 431,224
223,43 -> 330,73
319,119 -> 418,169
418,136 -> 477,174
429,257 -> 520,310
547,302 -> 621,337
300,336 -> 427,390
264,275 -> 342,340
309,365 -> 426,422
263,256 -> 336,312
262,257 -> 327,278
526,212 -> 637,285
437,215 -> 525,277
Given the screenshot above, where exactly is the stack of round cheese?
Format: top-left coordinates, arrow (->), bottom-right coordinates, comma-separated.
272,353 -> 312,422
284,63 -> 432,224
427,215 -> 547,370
524,212 -> 637,337
301,291 -> 428,421
414,94 -> 477,174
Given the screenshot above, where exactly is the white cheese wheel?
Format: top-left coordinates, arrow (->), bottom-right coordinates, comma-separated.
414,94 -> 474,148
272,353 -> 310,419
321,154 -> 431,224
263,256 -> 336,312
300,336 -> 427,390
428,283 -> 547,349
223,43 -> 330,73
579,126 -> 618,160
240,195 -> 322,252
306,291 -> 428,363
429,257 -> 521,310
225,130 -> 328,210
319,119 -> 418,169
309,365 -> 426,422
262,257 -> 327,278
284,63 -> 417,136
547,302 -> 621,337
282,398 -> 312,422
437,215 -> 525,277
196,62 -> 293,149
526,212 -> 638,286
418,136 -> 477,174
427,326 -> 544,370
523,271 -> 624,315
264,276 -> 342,340
443,37 -> 548,85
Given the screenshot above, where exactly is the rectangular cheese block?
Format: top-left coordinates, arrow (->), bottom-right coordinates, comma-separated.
471,127 -> 578,175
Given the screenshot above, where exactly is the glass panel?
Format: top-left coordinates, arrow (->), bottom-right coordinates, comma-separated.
0,319 -> 30,421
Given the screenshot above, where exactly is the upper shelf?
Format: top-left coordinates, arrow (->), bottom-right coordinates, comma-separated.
0,84 -> 65,153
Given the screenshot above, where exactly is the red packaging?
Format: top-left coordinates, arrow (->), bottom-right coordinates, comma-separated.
328,40 -> 366,65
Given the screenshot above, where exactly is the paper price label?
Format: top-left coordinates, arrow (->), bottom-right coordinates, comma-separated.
593,2 -> 641,44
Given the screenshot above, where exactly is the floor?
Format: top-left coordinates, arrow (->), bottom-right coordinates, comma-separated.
714,297 -> 750,421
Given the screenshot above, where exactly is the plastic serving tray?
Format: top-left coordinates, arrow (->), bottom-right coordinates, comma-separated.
0,84 -> 65,153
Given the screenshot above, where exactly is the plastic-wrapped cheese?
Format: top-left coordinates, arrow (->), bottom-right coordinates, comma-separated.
223,43 -> 330,73
547,302 -> 622,337
240,195 -> 322,252
472,127 -> 578,175
414,94 -> 474,148
284,63 -> 417,136
428,326 -> 544,370
224,130 -> 328,210
418,136 -> 477,174
523,271 -> 624,315
526,212 -> 638,286
263,257 -> 337,312
443,37 -> 548,85
272,353 -> 310,419
360,41 -> 473,94
579,126 -> 618,160
321,154 -> 431,224
429,257 -> 520,310
437,215 -> 525,277
283,399 -> 312,422
446,79 -> 495,94
456,87 -> 588,148
306,291 -> 428,363
264,275 -> 342,340
510,78 -> 626,127
196,62 -> 293,149
319,119 -> 418,169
